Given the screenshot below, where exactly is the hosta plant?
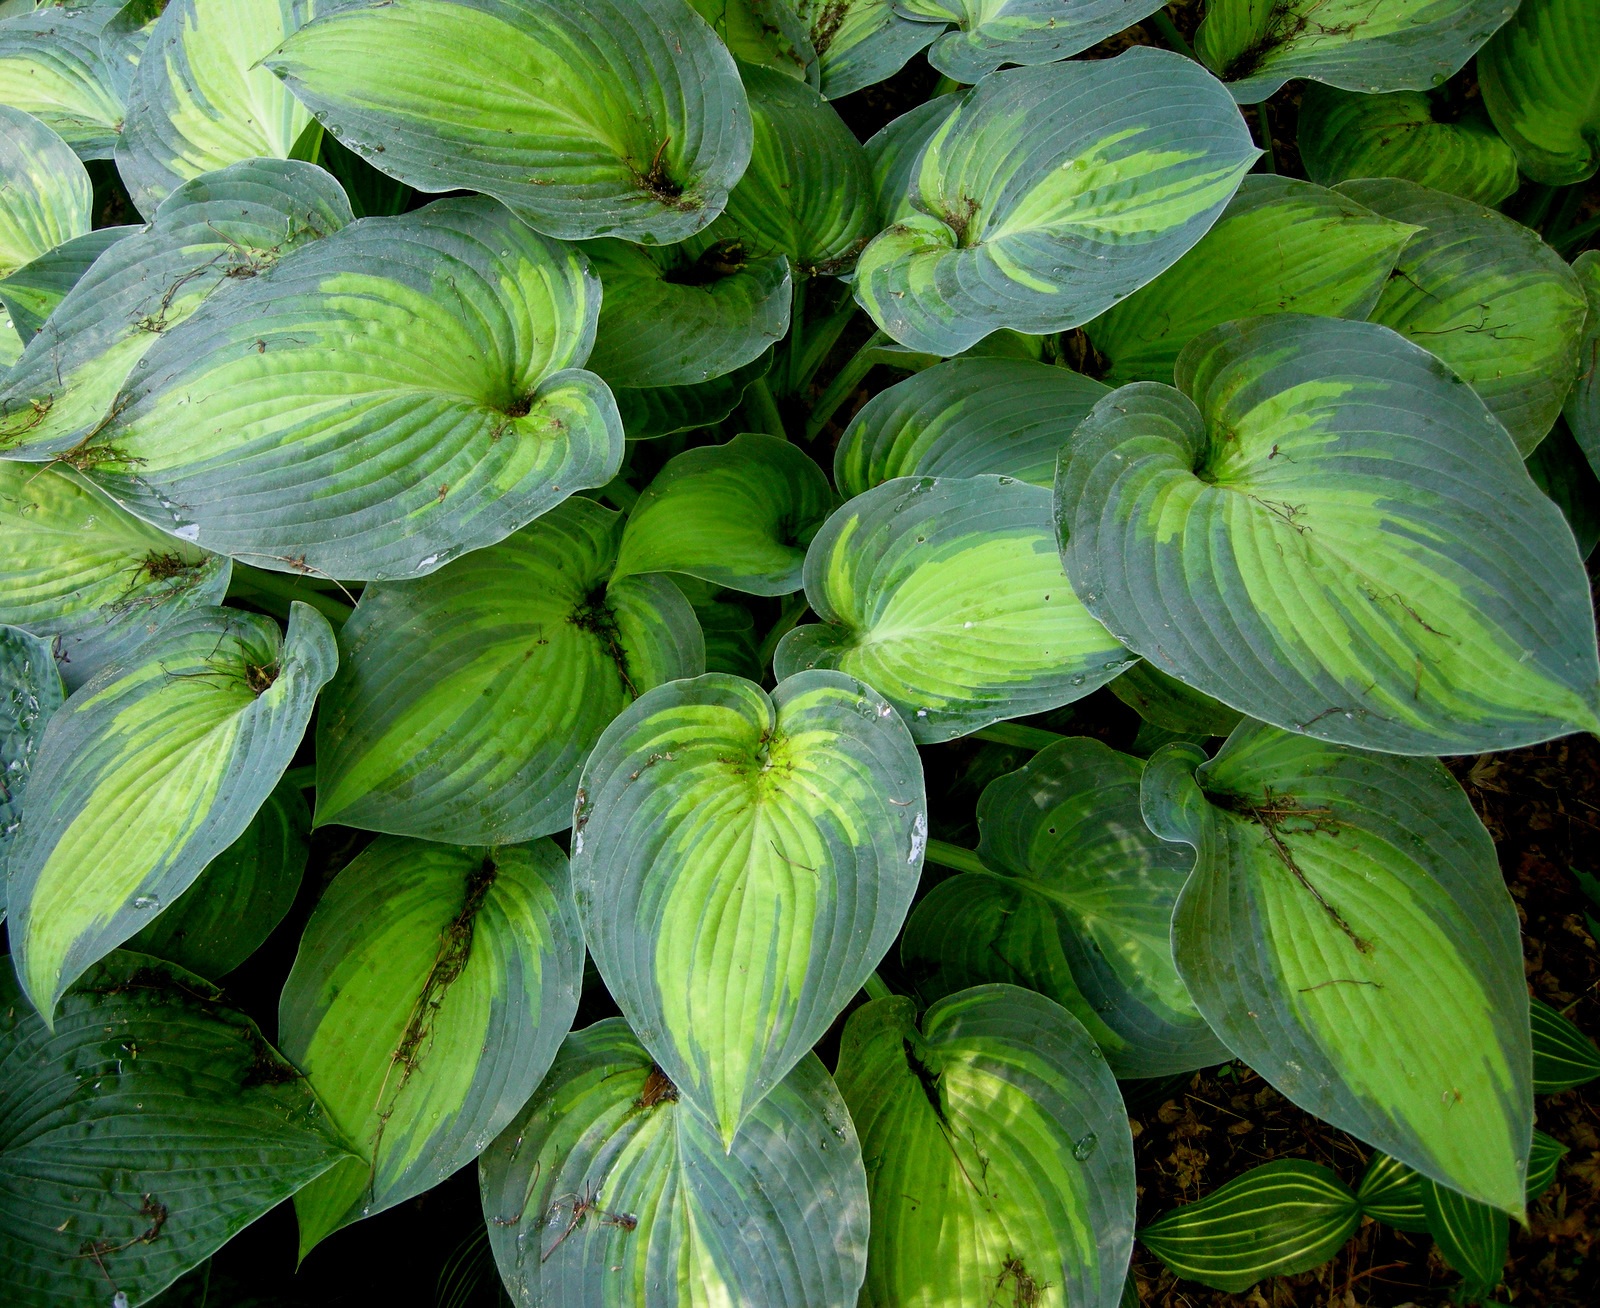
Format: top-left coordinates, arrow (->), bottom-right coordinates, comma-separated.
0,0 -> 1598,1305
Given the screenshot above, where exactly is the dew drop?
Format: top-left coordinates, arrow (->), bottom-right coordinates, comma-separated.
174,523 -> 201,542
1073,1132 -> 1098,1161
131,896 -> 160,912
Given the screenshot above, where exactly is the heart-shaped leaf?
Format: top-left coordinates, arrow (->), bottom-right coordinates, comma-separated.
1567,251 -> 1600,479
570,670 -> 926,1144
86,195 -> 621,582
835,985 -> 1136,1308
1138,1161 -> 1361,1293
315,496 -> 704,844
1195,0 -> 1519,103
793,0 -> 940,99
901,0 -> 1168,82
903,737 -> 1228,1076
265,0 -> 753,244
689,0 -> 820,86
116,0 -> 318,215
1082,174 -> 1417,385
480,1018 -> 869,1307
0,2 -> 125,161
1057,313 -> 1600,754
0,952 -> 354,1308
1530,997 -> 1600,1091
280,836 -> 584,1254
1344,177 -> 1589,454
1480,0 -> 1600,185
583,239 -> 791,389
0,225 -> 134,340
7,603 -> 338,1019
835,356 -> 1110,498
1297,85 -> 1520,206
613,433 -> 837,596
127,775 -> 310,980
1141,722 -> 1532,1214
777,475 -> 1130,742
0,106 -> 89,279
0,624 -> 62,894
854,48 -> 1258,356
0,462 -> 231,691
0,157 -> 353,460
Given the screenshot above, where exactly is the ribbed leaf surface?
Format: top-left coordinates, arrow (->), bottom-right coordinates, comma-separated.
1562,250 -> 1600,480
0,226 -> 134,340
792,0 -> 939,99
1357,1151 -> 1429,1232
1421,1176 -> 1508,1288
689,0 -> 820,86
1531,997 -> 1600,1091
612,353 -> 773,441
902,0 -> 1168,81
0,106 -> 88,278
0,3 -> 125,159
1480,0 -> 1600,185
0,624 -> 61,894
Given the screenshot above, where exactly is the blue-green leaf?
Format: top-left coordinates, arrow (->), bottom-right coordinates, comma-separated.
0,2 -> 125,159
0,106 -> 89,279
0,624 -> 62,896
1479,0 -> 1600,185
792,0 -> 939,99
1564,250 -> 1600,481
0,225 -> 134,340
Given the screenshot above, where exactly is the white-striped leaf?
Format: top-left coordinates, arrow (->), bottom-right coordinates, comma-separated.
280,837 -> 584,1255
900,0 -> 1167,82
835,985 -> 1135,1308
1057,313 -> 1600,755
127,775 -> 309,980
1421,1176 -> 1508,1289
792,0 -> 939,99
0,951 -> 355,1308
1141,722 -> 1532,1214
1082,174 -> 1417,385
0,624 -> 62,895
0,106 -> 89,278
834,356 -> 1110,498
1480,0 -> 1600,185
1531,997 -> 1600,1091
265,0 -> 753,244
1344,177 -> 1589,455
689,0 -> 820,87
1195,0 -> 1519,103
87,196 -> 621,582
1139,1160 -> 1360,1293
854,49 -> 1258,356
612,433 -> 837,596
315,496 -> 704,844
115,0 -> 318,216
480,1019 -> 869,1308
583,239 -> 791,389
6,602 -> 337,1019
1356,1151 -> 1430,1231
0,157 -> 353,460
0,462 -> 231,691
1567,251 -> 1600,480
0,1 -> 125,159
1297,85 -> 1521,206
777,475 -> 1130,742
570,670 -> 926,1145
902,738 -> 1228,1077
0,225 -> 134,340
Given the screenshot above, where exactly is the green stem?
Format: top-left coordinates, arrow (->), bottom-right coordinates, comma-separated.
741,375 -> 787,439
783,275 -> 807,395
971,721 -> 1068,751
288,119 -> 324,164
803,330 -> 887,441
1144,9 -> 1197,60
229,563 -> 354,623
930,74 -> 965,97
924,838 -> 988,876
282,765 -> 317,791
1252,101 -> 1276,173
862,971 -> 895,1002
794,298 -> 859,396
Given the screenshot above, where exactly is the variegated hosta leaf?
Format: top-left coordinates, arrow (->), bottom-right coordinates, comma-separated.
1194,0 -> 1519,104
480,1019 -> 869,1308
0,225 -> 133,340
792,0 -> 939,99
584,239 -> 791,389
900,0 -> 1167,82
1567,251 -> 1600,480
1344,177 -> 1588,455
1141,722 -> 1533,1214
1057,314 -> 1600,754
266,0 -> 753,244
834,356 -> 1110,498
836,986 -> 1135,1308
570,670 -> 926,1145
315,496 -> 704,844
777,476 -> 1130,742
102,0 -> 168,99
0,312 -> 19,367
902,738 -> 1227,1077
0,1 -> 125,159
0,462 -> 231,691
1084,174 -> 1415,386
281,837 -> 584,1255
1109,663 -> 1243,737
0,624 -> 62,894
0,952 -> 355,1308
0,107 -> 89,278
88,196 -> 622,582
854,49 -> 1258,356
1480,0 -> 1600,185
1530,997 -> 1600,1091
613,351 -> 773,441
0,157 -> 353,460
115,0 -> 318,216
127,775 -> 310,980
1138,1161 -> 1360,1293
6,603 -> 337,1019
612,433 -> 837,596
706,62 -> 877,276
690,0 -> 820,86
864,89 -> 960,226
1297,85 -> 1520,206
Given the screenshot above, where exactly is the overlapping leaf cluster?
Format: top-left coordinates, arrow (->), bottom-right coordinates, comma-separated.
0,0 -> 1597,1304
